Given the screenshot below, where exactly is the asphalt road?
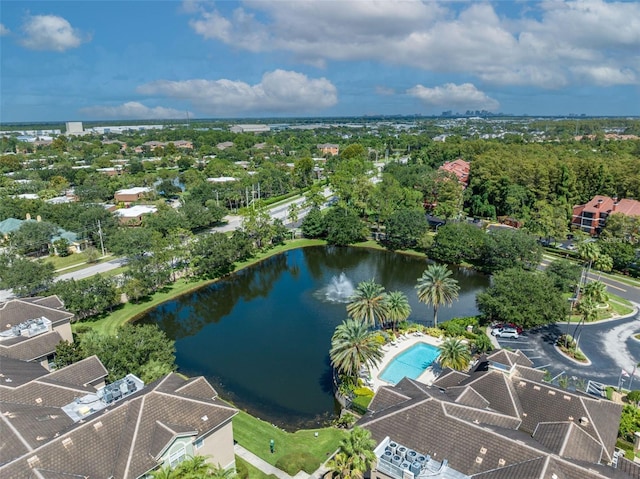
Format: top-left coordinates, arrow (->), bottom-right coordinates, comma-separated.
494,309 -> 640,387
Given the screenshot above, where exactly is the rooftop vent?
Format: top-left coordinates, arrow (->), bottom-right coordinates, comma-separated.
201,415 -> 208,421
93,421 -> 103,431
475,457 -> 483,464
27,456 -> 40,468
480,447 -> 487,455
533,385 -> 541,390
498,458 -> 506,466
35,397 -> 42,404
62,437 -> 73,449
563,395 -> 571,401
579,417 -> 589,426
548,390 -> 556,396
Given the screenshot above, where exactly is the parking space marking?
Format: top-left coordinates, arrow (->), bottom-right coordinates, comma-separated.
535,363 -> 551,370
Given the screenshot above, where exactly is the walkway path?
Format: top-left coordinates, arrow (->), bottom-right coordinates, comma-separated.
234,444 -> 332,479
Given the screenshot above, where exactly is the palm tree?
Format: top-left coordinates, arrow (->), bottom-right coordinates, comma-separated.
209,464 -> 237,479
584,280 -> 608,305
347,279 -> 389,328
573,296 -> 598,350
385,291 -> 411,331
415,264 -> 460,327
437,338 -> 471,371
578,241 -> 601,279
594,253 -> 613,280
330,319 -> 384,382
325,452 -> 362,479
151,465 -> 177,479
339,426 -> 377,475
175,455 -> 213,479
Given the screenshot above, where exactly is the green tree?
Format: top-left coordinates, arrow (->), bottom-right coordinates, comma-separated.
437,338 -> 471,371
386,291 -> 411,331
477,268 -> 568,329
338,427 -> 377,476
583,280 -> 608,304
415,264 -> 460,327
10,220 -> 58,256
481,228 -> 542,272
329,319 -> 383,382
599,240 -> 636,272
347,280 -> 389,328
325,206 -> 366,246
325,452 -> 361,479
301,206 -> 326,238
593,253 -> 613,279
0,254 -> 55,297
191,232 -> 237,280
429,222 -> 486,265
544,259 -> 582,293
53,340 -> 85,369
383,208 -> 428,250
80,323 -> 176,382
577,241 -> 600,277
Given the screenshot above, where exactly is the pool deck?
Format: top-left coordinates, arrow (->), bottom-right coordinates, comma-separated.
369,333 -> 444,391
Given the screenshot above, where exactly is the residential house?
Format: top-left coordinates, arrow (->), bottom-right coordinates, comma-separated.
572,195 -> 640,235
439,159 -> 470,188
114,205 -> 158,225
317,143 -> 339,156
0,296 -> 74,370
114,186 -> 152,204
0,217 -> 88,254
360,349 -> 625,479
0,356 -> 238,478
216,141 -> 235,150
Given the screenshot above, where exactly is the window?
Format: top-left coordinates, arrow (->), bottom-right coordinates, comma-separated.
169,447 -> 186,468
194,439 -> 204,450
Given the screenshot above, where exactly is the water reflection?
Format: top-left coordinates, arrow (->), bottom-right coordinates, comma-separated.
137,246 -> 489,429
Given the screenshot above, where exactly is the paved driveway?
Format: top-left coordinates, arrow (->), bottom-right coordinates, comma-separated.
494,310 -> 640,388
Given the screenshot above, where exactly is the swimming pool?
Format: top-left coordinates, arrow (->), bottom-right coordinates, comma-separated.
379,342 -> 440,385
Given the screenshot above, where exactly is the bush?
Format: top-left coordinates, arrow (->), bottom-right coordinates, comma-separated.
353,387 -> 374,397
573,349 -> 586,361
627,390 -> 640,404
275,452 -> 319,475
236,458 -> 249,479
424,327 -> 444,338
352,394 -> 373,411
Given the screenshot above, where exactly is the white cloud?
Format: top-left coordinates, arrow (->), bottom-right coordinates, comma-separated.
20,14 -> 88,52
571,65 -> 637,86
375,86 -> 395,96
79,102 -> 188,119
407,83 -> 499,111
0,24 -> 10,36
137,70 -> 337,114
186,0 -> 640,89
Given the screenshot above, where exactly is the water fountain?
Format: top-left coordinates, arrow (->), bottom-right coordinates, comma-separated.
323,272 -> 355,303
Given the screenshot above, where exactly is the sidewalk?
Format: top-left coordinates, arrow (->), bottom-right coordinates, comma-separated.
234,444 -> 332,479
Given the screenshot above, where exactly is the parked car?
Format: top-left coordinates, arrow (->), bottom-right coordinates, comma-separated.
492,323 -> 523,334
491,327 -> 520,339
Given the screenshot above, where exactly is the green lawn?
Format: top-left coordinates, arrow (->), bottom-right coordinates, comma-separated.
235,457 -> 278,479
232,411 -> 345,474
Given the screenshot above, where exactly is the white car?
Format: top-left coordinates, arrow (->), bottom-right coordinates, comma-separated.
491,327 -> 519,339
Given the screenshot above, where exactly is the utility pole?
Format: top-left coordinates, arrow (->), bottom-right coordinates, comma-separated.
97,220 -> 106,257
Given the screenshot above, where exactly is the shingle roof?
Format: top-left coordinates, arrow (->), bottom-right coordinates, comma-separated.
0,297 -> 73,329
0,372 -> 238,478
533,421 -> 603,463
38,356 -> 107,389
0,331 -> 63,361
0,356 -> 48,387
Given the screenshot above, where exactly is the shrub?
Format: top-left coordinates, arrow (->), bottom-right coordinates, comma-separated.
424,327 -> 444,338
352,394 -> 373,410
353,387 -> 374,397
236,458 -> 249,479
275,452 -> 319,475
627,390 -> 640,405
573,349 -> 586,361
333,411 -> 357,428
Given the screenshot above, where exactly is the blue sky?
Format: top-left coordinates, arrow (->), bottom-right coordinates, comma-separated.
1,0 -> 639,122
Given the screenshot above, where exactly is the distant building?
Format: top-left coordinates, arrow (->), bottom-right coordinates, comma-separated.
114,205 -> 158,225
572,195 -> 640,235
65,121 -> 84,135
114,186 -> 152,204
317,143 -> 339,156
230,124 -> 270,134
439,159 -> 470,188
216,141 -> 235,150
207,177 -> 236,183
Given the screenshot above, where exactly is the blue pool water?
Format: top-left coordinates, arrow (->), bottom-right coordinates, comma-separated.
379,343 -> 440,384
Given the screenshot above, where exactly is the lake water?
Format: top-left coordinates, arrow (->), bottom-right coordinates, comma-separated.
136,246 -> 489,429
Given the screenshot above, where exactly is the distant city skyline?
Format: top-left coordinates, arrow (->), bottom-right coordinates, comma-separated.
1,0 -> 639,122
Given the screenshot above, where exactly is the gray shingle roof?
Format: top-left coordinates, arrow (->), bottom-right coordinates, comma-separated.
0,331 -> 63,361
0,297 -> 73,329
533,421 -> 603,463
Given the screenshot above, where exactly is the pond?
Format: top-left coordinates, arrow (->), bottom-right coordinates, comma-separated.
136,246 -> 489,429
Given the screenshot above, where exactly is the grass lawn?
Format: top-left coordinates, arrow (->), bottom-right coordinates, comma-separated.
232,411 -> 345,474
235,457 -> 278,479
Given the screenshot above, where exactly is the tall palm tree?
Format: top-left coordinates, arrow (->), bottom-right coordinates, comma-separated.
208,464 -> 237,479
437,338 -> 471,371
325,452 -> 362,479
385,291 -> 411,331
339,426 -> 377,475
415,264 -> 460,327
330,319 -> 384,382
151,465 -> 177,479
578,241 -> 601,279
175,455 -> 214,479
347,279 -> 389,328
584,280 -> 608,305
594,253 -> 613,280
573,296 -> 598,350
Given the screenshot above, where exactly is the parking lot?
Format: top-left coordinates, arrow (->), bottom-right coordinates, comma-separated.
491,314 -> 640,388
